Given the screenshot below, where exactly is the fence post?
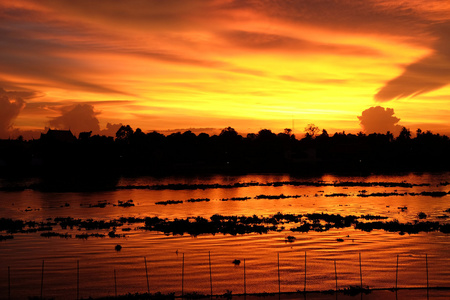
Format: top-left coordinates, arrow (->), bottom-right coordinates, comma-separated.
426,254 -> 429,290
304,252 -> 307,293
395,255 -> 399,290
209,251 -> 213,298
277,253 -> 281,294
334,260 -> 338,292
182,253 -> 185,299
77,260 -> 80,300
359,253 -> 363,289
114,269 -> 117,298
41,260 -> 44,300
244,259 -> 246,296
8,266 -> 11,300
144,257 -> 150,294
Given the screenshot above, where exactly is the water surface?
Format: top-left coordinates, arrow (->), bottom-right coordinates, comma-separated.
0,172 -> 449,299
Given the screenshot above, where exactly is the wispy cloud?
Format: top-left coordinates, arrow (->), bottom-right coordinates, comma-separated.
375,22 -> 450,101
1,0 -> 449,134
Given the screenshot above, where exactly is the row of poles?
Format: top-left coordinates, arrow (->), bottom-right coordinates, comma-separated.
5,252 -> 430,300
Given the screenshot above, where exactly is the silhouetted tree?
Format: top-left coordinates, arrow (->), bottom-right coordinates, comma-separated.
246,133 -> 257,140
219,127 -> 239,139
319,129 -> 329,138
416,128 -> 422,137
1,124 -> 449,180
397,127 -> 411,141
116,125 -> 134,141
304,124 -> 320,139
257,129 -> 276,141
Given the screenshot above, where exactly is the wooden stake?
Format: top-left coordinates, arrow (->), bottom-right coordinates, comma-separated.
114,269 -> 117,298
41,260 -> 44,300
426,254 -> 429,290
334,260 -> 338,292
182,253 -> 185,299
359,253 -> 363,289
395,255 -> 399,290
244,258 -> 246,296
304,252 -> 307,293
77,260 -> 80,300
209,251 -> 213,298
8,266 -> 11,300
144,257 -> 150,294
277,253 -> 281,294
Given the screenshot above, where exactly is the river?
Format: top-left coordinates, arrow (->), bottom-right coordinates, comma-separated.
0,172 -> 449,299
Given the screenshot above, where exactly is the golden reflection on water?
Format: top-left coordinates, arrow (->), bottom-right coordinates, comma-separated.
0,173 -> 449,299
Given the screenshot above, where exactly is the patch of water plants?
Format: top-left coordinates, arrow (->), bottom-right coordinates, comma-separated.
1,209 -> 449,241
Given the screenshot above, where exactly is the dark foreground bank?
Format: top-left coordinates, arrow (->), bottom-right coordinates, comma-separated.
77,287 -> 450,300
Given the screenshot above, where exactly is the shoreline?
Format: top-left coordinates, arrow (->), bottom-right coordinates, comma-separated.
84,287 -> 450,300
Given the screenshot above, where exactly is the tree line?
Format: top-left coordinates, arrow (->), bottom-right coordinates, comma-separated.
0,125 -> 449,180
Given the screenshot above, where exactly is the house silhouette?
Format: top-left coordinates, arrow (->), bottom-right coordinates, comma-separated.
40,129 -> 77,143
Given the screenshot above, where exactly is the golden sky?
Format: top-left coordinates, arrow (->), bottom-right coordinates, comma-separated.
1,0 -> 449,138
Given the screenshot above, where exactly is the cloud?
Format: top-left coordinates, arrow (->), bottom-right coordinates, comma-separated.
357,106 -> 402,134
375,22 -> 450,101
33,0 -> 227,31
99,122 -> 123,137
221,30 -> 379,56
49,104 -> 100,135
0,11 -> 130,95
0,88 -> 27,138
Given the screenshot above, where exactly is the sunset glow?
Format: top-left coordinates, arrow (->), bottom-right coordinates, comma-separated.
1,0 -> 450,138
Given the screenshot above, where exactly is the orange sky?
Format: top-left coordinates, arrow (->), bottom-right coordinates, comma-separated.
1,0 -> 449,138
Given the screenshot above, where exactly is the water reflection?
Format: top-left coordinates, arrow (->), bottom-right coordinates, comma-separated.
0,173 -> 449,299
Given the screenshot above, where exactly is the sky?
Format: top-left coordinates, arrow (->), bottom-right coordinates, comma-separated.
1,0 -> 450,139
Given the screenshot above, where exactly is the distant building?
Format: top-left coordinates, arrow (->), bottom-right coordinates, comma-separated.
40,129 -> 77,143
78,131 -> 92,140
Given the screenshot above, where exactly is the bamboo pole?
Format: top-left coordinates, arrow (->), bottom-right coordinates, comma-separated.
182,253 -> 185,299
395,255 -> 399,290
426,254 -> 429,290
334,260 -> 338,292
277,253 -> 281,294
359,253 -> 362,289
144,257 -> 150,294
244,259 -> 246,296
114,269 -> 117,298
8,266 -> 11,300
304,252 -> 307,293
209,251 -> 213,298
41,260 -> 44,300
77,260 -> 80,300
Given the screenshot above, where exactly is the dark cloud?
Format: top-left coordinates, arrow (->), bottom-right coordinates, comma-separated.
357,106 -> 402,134
0,9 -> 261,91
49,104 -> 100,135
8,128 -> 44,140
36,0 -> 223,31
375,23 -> 450,101
0,14 -> 130,95
99,122 -> 123,137
0,88 -> 27,138
221,30 -> 379,56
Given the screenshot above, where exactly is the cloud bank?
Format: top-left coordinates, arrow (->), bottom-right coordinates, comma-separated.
47,104 -> 124,137
0,88 -> 26,138
1,0 -> 449,134
358,106 -> 401,134
49,104 -> 101,135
